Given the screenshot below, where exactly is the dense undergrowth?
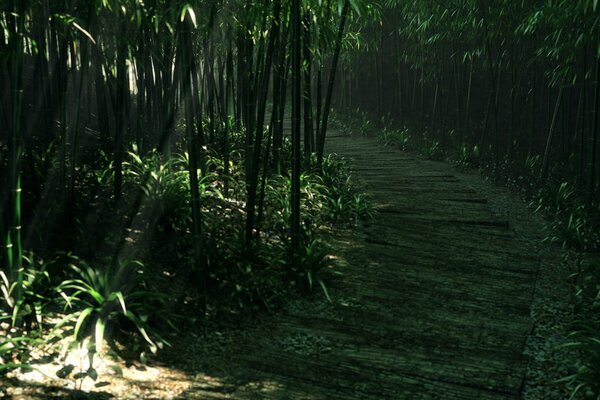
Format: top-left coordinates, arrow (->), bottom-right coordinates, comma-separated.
0,124 -> 373,384
1,0 -> 370,389
335,109 -> 600,399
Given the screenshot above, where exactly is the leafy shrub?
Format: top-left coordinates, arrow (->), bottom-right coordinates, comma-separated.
524,154 -> 542,176
318,155 -> 375,224
426,138 -> 442,158
32,126 -> 373,324
380,127 -> 411,149
1,253 -> 62,329
532,182 -> 600,250
458,144 -> 480,167
549,205 -> 598,250
560,258 -> 600,399
348,193 -> 376,223
294,238 -> 337,301
122,148 -> 191,234
261,172 -> 328,232
57,257 -> 168,354
212,237 -> 289,312
554,182 -> 575,211
561,321 -> 600,399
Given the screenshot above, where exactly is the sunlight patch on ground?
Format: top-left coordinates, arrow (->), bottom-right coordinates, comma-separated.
3,325 -> 195,399
6,350 -> 193,398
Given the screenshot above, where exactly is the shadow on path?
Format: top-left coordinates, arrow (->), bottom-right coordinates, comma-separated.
170,133 -> 540,399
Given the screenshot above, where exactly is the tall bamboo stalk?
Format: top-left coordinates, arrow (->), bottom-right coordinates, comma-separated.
245,0 -> 281,247
588,51 -> 600,197
302,10 -> 314,157
540,86 -> 564,179
316,0 -> 350,166
291,0 -> 302,258
6,0 -> 25,303
180,12 -> 206,305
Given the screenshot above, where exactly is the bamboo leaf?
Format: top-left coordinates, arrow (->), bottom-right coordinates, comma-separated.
180,4 -> 197,28
124,311 -> 156,352
72,22 -> 97,44
319,279 -> 332,302
74,308 -> 94,340
348,0 -> 363,15
109,291 -> 127,314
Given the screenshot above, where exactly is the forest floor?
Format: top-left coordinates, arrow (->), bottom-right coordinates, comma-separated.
3,131 -> 573,399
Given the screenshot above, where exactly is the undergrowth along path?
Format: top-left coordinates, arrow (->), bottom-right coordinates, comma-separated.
179,132 -> 540,399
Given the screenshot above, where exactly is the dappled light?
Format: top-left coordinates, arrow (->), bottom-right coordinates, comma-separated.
1,0 -> 600,399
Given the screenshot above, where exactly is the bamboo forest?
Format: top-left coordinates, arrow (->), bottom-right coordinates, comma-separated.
1,0 -> 600,398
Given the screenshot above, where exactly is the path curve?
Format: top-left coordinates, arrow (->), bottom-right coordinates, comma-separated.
178,133 -> 540,399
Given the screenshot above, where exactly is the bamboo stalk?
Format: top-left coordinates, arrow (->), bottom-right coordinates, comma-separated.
316,0 -> 350,165
302,10 -> 314,157
291,0 -> 302,258
588,51 -> 600,197
245,0 -> 281,246
540,86 -> 564,179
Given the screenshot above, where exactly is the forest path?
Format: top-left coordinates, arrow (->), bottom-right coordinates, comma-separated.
177,132 -> 540,399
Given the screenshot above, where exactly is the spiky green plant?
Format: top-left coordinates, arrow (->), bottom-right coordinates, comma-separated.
559,257 -> 600,399
560,321 -> 600,400
57,258 -> 169,354
1,253 -> 57,329
295,238 -> 337,302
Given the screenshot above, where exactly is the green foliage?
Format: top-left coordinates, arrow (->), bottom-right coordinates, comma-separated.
193,152 -> 374,308
560,322 -> 600,400
1,253 -> 60,329
426,138 -> 442,159
294,238 -> 337,302
528,182 -> 600,250
261,172 -> 327,235
517,0 -> 599,86
555,182 -> 576,211
1,271 -> 20,321
211,237 -> 289,311
318,155 -> 375,224
0,0 -> 373,390
123,148 -> 190,219
553,207 -> 594,250
524,154 -> 542,176
381,126 -> 411,149
91,144 -> 370,313
334,108 -> 377,137
81,138 -> 369,316
561,258 -> 600,400
260,155 -> 374,231
0,335 -> 37,376
573,258 -> 600,315
348,193 -> 375,222
57,257 -> 168,354
458,144 -> 480,167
